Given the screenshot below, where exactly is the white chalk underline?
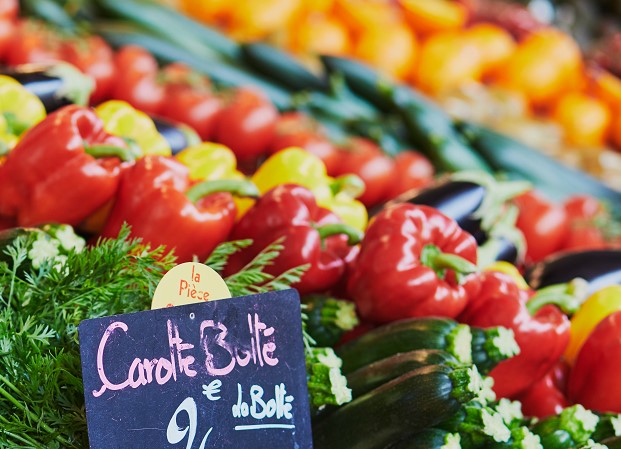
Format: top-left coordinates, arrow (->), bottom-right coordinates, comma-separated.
234,424 -> 295,431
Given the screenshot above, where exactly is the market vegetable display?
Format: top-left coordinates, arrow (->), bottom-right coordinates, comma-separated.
2,0 -> 621,447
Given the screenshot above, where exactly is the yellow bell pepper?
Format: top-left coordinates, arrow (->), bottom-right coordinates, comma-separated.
95,100 -> 171,157
175,142 -> 245,181
0,75 -> 46,155
564,285 -> 621,365
240,147 -> 368,231
483,261 -> 530,290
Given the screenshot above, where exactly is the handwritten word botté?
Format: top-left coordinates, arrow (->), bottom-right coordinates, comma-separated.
92,313 -> 278,398
232,383 -> 294,422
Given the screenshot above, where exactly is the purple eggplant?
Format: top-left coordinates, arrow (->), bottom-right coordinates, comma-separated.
1,63 -> 93,112
525,249 -> 621,295
151,115 -> 201,155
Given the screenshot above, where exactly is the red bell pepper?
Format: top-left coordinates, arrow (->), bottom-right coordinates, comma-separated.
0,105 -> 133,227
459,270 -> 576,398
223,184 -> 363,295
568,310 -> 621,413
516,359 -> 571,418
347,203 -> 480,323
101,155 -> 258,262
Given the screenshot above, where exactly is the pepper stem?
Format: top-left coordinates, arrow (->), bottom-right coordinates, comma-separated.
315,223 -> 363,246
526,279 -> 586,315
330,174 -> 365,199
421,244 -> 478,280
2,112 -> 31,136
185,179 -> 259,203
84,143 -> 136,162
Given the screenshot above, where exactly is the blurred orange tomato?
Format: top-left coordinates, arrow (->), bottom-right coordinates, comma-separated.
588,67 -> 621,113
290,14 -> 351,55
180,0 -> 230,24
399,0 -> 467,35
465,23 -> 516,78
609,112 -> 621,150
353,23 -> 417,79
551,92 -> 611,148
494,28 -> 583,108
334,0 -> 401,35
414,31 -> 483,95
228,0 -> 303,41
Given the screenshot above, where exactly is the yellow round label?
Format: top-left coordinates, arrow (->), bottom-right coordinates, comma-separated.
151,262 -> 232,309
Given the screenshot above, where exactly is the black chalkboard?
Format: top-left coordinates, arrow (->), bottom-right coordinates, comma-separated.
78,289 -> 313,449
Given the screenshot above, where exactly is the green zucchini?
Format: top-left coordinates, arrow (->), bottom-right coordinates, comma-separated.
531,404 -> 600,449
302,295 -> 358,347
335,317 -> 473,374
93,22 -> 293,111
94,0 -> 239,60
592,413 -> 621,442
312,364 -> 480,449
470,326 -> 521,374
345,349 -> 459,399
388,428 -> 461,449
458,122 -> 621,216
600,436 -> 621,448
240,42 -> 329,91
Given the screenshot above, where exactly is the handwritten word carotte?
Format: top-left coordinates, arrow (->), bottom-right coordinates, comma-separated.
92,313 -> 278,398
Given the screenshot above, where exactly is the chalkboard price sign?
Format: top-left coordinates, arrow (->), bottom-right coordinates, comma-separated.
78,289 -> 313,449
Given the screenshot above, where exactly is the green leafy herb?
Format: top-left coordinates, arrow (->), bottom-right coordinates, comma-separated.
0,226 -> 310,448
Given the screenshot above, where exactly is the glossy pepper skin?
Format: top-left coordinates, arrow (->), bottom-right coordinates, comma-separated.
565,285 -> 621,365
101,155 -> 257,262
347,203 -> 480,323
0,74 -> 46,155
568,310 -> 621,413
95,100 -> 171,157
0,105 -> 132,227
237,147 -> 368,232
459,270 -> 572,398
516,359 -> 571,418
223,184 -> 363,295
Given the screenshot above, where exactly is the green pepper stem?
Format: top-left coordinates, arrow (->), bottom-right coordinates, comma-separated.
330,174 -> 365,199
185,179 -> 259,203
84,143 -> 136,162
422,244 -> 478,277
2,112 -> 31,137
526,281 -> 585,315
316,223 -> 363,246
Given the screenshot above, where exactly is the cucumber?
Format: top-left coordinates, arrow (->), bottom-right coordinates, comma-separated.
592,413 -> 621,442
458,122 -> 621,216
320,55 -> 398,112
94,22 -> 293,110
94,0 -> 239,60
320,55 -> 493,172
312,364 -> 480,449
388,428 -> 461,449
345,349 -> 460,399
335,317 -> 473,374
240,42 -> 329,92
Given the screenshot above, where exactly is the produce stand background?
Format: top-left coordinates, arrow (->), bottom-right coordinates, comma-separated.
2,0 -> 621,448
